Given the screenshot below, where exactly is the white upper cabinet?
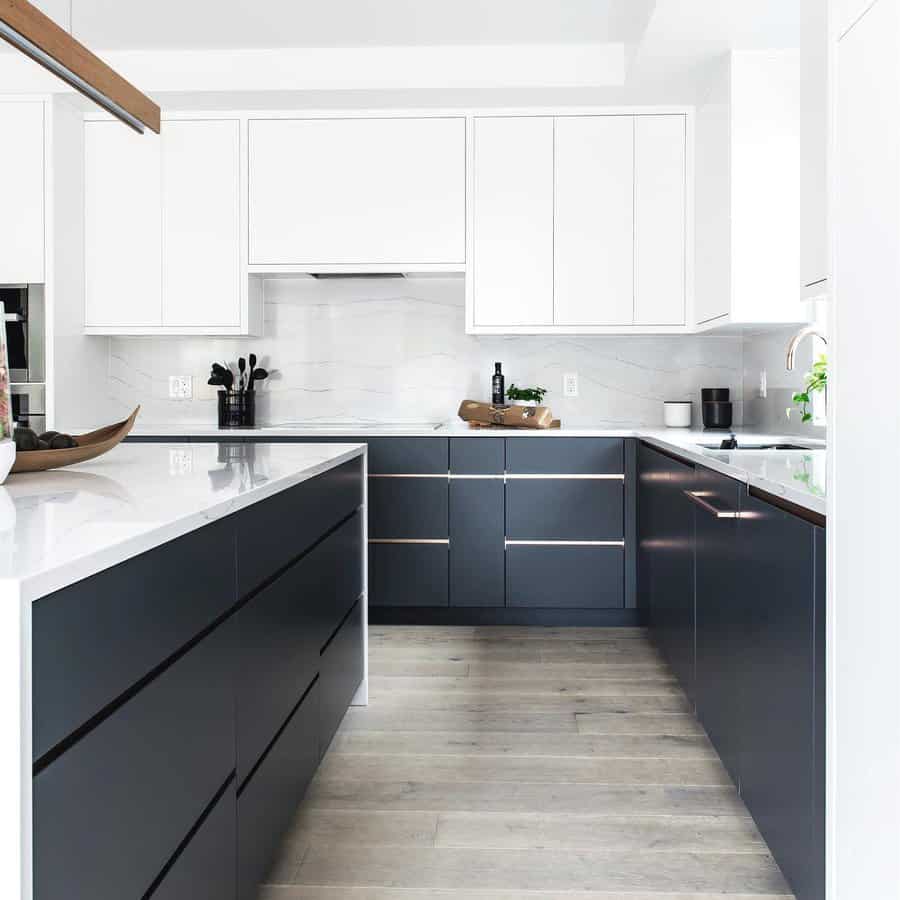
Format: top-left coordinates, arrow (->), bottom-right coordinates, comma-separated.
471,116 -> 554,328
800,0 -> 830,298
85,122 -> 162,329
694,52 -> 806,329
0,101 -> 45,284
470,112 -> 688,333
85,118 -> 255,334
634,115 -> 687,326
554,116 -> 634,326
161,120 -> 242,329
249,117 -> 465,269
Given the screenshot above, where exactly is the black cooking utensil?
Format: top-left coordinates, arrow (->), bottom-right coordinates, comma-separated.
247,353 -> 257,391
238,357 -> 246,391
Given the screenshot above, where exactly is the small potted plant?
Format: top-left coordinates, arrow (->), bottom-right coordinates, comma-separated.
506,384 -> 547,407
788,354 -> 827,423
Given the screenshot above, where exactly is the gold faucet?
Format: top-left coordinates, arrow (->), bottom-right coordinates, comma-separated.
786,326 -> 828,371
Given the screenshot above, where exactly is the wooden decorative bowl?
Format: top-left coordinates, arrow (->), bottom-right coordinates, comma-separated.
10,407 -> 141,474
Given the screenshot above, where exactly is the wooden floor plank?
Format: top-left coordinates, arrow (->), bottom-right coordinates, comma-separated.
339,707 -> 580,733
261,888 -> 793,900
465,659 -> 673,679
303,780 -> 751,816
367,674 -> 682,697
315,753 -> 731,786
368,625 -> 650,642
360,692 -> 691,714
330,730 -> 718,759
293,846 -> 791,894
574,713 -> 705,735
433,811 -> 766,853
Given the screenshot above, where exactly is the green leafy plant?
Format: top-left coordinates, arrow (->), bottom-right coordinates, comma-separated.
506,384 -> 547,404
790,354 -> 827,423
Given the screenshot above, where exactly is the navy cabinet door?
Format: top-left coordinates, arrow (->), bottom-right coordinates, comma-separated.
738,490 -> 821,900
370,542 -> 449,607
449,438 -> 505,608
692,466 -> 742,785
638,444 -> 696,703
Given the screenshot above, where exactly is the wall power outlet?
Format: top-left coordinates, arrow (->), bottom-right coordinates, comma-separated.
168,375 -> 193,400
563,372 -> 579,398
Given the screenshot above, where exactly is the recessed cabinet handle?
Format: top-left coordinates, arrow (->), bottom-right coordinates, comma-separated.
683,490 -> 739,519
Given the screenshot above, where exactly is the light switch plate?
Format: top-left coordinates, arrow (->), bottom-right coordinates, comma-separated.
168,375 -> 193,400
563,372 -> 579,398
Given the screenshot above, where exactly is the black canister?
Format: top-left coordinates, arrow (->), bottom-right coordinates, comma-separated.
701,388 -> 730,402
217,390 -> 256,428
702,400 -> 733,429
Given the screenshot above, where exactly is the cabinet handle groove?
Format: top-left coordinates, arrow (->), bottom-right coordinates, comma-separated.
683,490 -> 739,519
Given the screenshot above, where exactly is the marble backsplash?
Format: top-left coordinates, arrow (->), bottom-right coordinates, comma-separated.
95,276 -> 746,428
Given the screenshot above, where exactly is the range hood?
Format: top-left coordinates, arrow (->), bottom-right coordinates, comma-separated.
0,0 -> 160,133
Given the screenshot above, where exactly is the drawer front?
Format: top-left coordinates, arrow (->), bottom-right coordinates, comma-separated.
366,437 -> 448,474
312,509 -> 365,648
450,438 -> 504,474
320,598 -> 364,755
238,681 -> 319,900
237,456 -> 363,597
235,554 -> 322,784
33,517 -> 235,762
369,477 -> 449,538
506,479 -> 624,540
506,437 -> 624,474
506,545 -> 625,609
153,778 -> 236,900
369,542 -> 449,607
34,624 -> 234,900
450,478 -> 505,607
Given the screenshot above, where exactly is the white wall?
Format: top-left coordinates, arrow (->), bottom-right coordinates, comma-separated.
59,276 -> 745,430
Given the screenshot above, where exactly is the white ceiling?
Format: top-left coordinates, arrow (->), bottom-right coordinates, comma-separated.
32,0 -> 649,50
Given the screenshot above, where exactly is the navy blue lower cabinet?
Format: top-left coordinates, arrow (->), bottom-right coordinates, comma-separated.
319,598 -> 365,755
692,466 -> 742,785
506,478 -> 624,541
505,437 -> 624,474
369,476 -> 449,539
737,490 -> 823,900
637,444 -> 696,703
449,478 -> 505,607
33,625 -> 235,900
506,545 -> 624,609
370,541 -> 449,607
238,680 -> 319,900
152,777 -> 236,900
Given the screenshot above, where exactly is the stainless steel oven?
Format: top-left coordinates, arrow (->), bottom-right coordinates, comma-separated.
1,285 -> 46,432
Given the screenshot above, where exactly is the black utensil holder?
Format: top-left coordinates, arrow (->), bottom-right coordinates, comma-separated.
217,390 -> 255,428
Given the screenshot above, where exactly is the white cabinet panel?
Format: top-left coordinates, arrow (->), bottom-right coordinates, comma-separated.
634,115 -> 686,326
162,120 -> 241,328
472,117 -> 553,328
837,0 -> 878,36
84,122 -> 162,329
0,101 -> 44,284
249,117 -> 465,266
554,116 -> 634,326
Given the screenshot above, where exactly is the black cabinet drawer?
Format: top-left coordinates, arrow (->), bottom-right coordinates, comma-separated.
369,477 -> 448,538
450,478 -> 505,608
506,478 -> 624,540
237,456 -> 363,597
506,438 -> 624,474
32,517 -> 236,762
312,510 -> 365,648
450,438 -> 504,474
320,598 -> 364,755
365,438 -> 448,474
34,624 -> 234,900
238,681 -> 319,900
506,545 -> 624,609
235,558 -> 321,784
370,542 -> 449,607
153,777 -> 236,900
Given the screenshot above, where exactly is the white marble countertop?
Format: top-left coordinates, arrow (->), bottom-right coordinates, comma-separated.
117,421 -> 827,518
0,441 -> 365,603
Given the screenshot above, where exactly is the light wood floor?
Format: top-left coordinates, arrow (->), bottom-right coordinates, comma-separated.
261,626 -> 793,900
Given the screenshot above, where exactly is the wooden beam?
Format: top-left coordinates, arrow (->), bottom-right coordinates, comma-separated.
0,0 -> 160,133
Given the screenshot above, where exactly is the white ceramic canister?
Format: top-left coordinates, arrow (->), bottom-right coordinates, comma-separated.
663,401 -> 692,428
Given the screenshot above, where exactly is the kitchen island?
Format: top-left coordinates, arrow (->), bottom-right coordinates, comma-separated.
0,441 -> 367,900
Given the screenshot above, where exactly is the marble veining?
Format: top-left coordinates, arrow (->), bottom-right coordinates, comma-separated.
0,441 -> 365,602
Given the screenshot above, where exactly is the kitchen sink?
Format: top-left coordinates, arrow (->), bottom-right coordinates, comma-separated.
698,442 -> 818,451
